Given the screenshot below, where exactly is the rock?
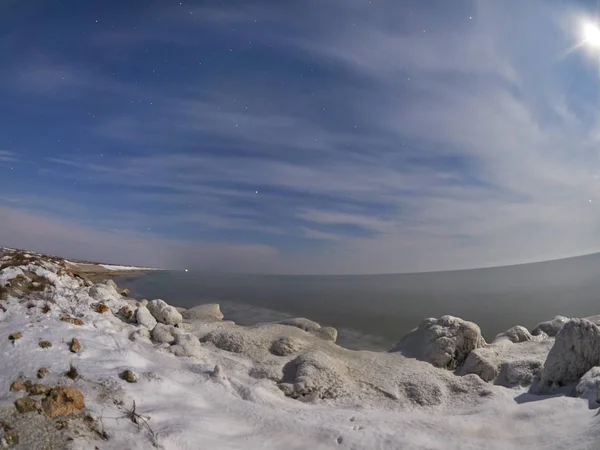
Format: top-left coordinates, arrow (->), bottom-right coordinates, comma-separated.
37,368 -> 49,379
88,283 -> 120,303
147,299 -> 183,326
201,329 -> 255,354
532,315 -> 569,337
14,397 -> 40,414
182,303 -> 224,321
278,350 -> 351,400
60,317 -> 84,326
130,328 -> 151,342
493,326 -> 533,344
8,332 -> 22,342
120,370 -> 137,383
42,387 -> 85,418
169,333 -> 204,358
316,327 -> 338,342
537,319 -> 600,393
121,288 -> 130,297
70,337 -> 81,353
150,323 -> 180,345
575,367 -> 600,408
135,306 -> 157,329
279,318 -> 322,333
10,381 -> 24,392
120,306 -> 134,321
270,336 -> 309,356
95,303 -> 110,314
105,279 -> 117,289
38,340 -> 52,349
391,315 -> 486,370
457,347 -> 499,382
26,382 -> 49,396
495,360 -> 543,388
137,299 -> 149,307
211,365 -> 222,379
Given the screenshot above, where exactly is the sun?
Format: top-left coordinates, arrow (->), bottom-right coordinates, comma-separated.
584,22 -> 600,47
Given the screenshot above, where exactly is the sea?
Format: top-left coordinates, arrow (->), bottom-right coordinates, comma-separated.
117,252 -> 600,351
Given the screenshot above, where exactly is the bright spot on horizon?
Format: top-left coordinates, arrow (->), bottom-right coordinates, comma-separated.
584,22 -> 600,47
185,269 -> 188,272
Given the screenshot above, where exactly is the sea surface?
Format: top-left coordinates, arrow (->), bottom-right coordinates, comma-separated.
117,253 -> 600,351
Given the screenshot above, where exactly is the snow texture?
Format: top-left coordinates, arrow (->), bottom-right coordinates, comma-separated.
392,315 -> 486,369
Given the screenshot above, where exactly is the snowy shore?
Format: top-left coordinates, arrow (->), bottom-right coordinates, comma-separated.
1,248 -> 600,449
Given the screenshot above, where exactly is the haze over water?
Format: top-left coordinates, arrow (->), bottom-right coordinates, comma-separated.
119,253 -> 600,351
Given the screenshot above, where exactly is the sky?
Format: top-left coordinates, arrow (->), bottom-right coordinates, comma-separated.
4,1 -> 600,274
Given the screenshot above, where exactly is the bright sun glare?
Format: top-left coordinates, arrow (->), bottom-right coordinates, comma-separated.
584,22 -> 600,46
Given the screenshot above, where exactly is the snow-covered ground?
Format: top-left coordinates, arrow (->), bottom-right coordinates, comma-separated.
1,249 -> 600,449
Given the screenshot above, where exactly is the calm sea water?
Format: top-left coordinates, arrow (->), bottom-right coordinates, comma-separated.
117,253 -> 600,351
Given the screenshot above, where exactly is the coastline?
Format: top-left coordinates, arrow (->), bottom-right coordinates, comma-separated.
0,246 -> 599,449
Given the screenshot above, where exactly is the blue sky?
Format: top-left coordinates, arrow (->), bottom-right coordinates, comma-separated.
3,0 -> 600,273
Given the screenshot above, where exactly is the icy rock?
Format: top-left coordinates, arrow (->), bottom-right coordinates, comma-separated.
493,326 -> 532,344
495,360 -> 543,388
278,350 -> 351,400
150,323 -> 181,344
270,336 -> 309,356
169,333 -> 204,358
135,306 -> 157,329
457,347 -> 498,382
105,279 -> 118,289
201,329 -> 258,354
147,299 -> 183,326
88,283 -> 120,303
130,328 -> 152,342
392,315 -> 486,370
575,367 -> 600,408
531,315 -> 569,337
278,318 -> 338,342
182,303 -> 224,321
537,319 -> 600,393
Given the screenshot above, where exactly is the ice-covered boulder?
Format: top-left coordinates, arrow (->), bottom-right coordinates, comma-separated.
201,329 -> 260,354
537,319 -> 600,393
270,336 -> 309,356
457,347 -> 499,382
170,333 -> 204,358
278,350 -> 351,400
135,306 -> 157,329
278,318 -> 338,342
88,283 -> 121,303
147,299 -> 183,326
495,360 -> 543,388
182,303 -> 224,322
130,328 -> 151,343
392,315 -> 486,370
575,367 -> 600,408
531,315 -> 569,337
150,323 -> 182,345
493,326 -> 532,344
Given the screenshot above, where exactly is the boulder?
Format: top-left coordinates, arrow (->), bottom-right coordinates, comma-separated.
493,326 -> 532,344
392,315 -> 486,370
457,347 -> 498,382
201,329 -> 257,354
537,319 -> 600,393
316,327 -> 338,342
41,387 -> 85,418
278,318 -> 338,342
575,367 -> 600,408
495,360 -> 543,388
135,306 -> 157,329
150,323 -> 181,345
169,333 -> 204,358
147,299 -> 183,326
182,303 -> 224,322
278,350 -> 351,400
88,283 -> 120,303
531,315 -> 569,337
130,328 -> 152,343
105,279 -> 118,289
270,336 -> 309,356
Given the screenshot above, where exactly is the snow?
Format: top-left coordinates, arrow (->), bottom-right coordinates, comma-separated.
2,254 -> 600,448
100,264 -> 158,271
0,267 -> 24,286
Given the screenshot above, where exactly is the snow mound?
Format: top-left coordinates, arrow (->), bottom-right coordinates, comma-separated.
537,319 -> 600,393
170,333 -> 205,358
147,299 -> 183,326
493,325 -> 533,344
392,315 -> 486,369
270,336 -> 310,356
532,315 -> 569,337
150,323 -> 181,344
278,317 -> 338,342
182,303 -> 224,321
